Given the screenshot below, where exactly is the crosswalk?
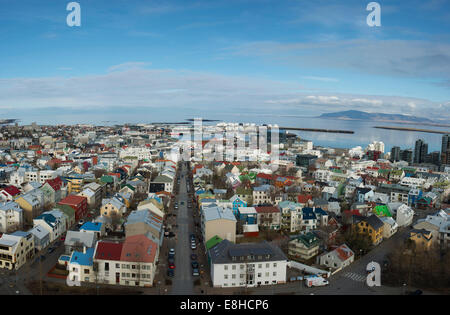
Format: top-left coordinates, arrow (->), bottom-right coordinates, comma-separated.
342,272 -> 366,282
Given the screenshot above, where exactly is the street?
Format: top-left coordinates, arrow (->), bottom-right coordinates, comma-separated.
169,162 -> 195,295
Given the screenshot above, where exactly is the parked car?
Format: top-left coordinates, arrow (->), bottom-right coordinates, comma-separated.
407,289 -> 423,295
169,262 -> 176,269
191,261 -> 199,269
167,269 -> 175,277
168,257 -> 175,264
192,268 -> 200,276
191,242 -> 197,250
191,254 -> 197,260
169,248 -> 175,255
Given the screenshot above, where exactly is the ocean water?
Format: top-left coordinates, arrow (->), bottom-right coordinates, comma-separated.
204,114 -> 447,153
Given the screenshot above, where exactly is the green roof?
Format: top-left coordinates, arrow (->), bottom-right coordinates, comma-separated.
54,204 -> 75,219
100,175 -> 114,183
236,187 -> 252,195
206,235 -> 223,250
293,232 -> 320,248
373,205 -> 392,217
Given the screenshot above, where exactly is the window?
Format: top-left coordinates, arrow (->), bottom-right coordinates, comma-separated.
273,263 -> 277,267
273,272 -> 277,276
224,275 -> 228,279
232,265 -> 236,270
224,265 -> 228,270
116,264 -> 120,268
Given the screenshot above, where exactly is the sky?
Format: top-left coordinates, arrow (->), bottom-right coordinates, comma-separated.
0,0 -> 450,124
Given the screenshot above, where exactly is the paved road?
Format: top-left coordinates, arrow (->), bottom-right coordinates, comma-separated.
0,241 -> 65,295
170,162 -> 195,295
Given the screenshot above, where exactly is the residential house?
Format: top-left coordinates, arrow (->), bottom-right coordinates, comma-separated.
252,185 -> 273,206
255,206 -> 281,230
100,197 -> 127,219
0,231 -> 35,270
64,230 -> 97,255
318,243 -> 354,271
208,239 -> 287,288
352,215 -> 384,246
15,189 -> 44,226
288,232 -> 320,261
80,221 -> 105,238
201,206 -> 237,244
29,225 -> 50,251
380,217 -> 398,239
0,201 -> 23,233
58,195 -> 88,221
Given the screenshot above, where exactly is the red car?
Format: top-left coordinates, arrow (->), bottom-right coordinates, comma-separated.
169,262 -> 176,269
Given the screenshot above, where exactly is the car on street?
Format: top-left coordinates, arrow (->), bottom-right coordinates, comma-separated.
169,262 -> 176,269
191,254 -> 197,260
407,289 -> 423,295
48,247 -> 56,254
168,257 -> 175,264
192,268 -> 199,276
169,248 -> 175,255
191,242 -> 197,250
167,269 -> 174,277
190,233 -> 195,241
191,261 -> 199,269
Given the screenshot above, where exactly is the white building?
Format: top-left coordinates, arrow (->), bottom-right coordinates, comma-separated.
0,201 -> 23,233
393,204 -> 414,227
208,240 -> 287,288
318,243 -> 354,271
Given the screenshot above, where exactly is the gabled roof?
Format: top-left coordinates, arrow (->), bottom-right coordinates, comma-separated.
2,185 -> 21,196
120,234 -> 158,263
95,241 -> 123,261
44,177 -> 63,191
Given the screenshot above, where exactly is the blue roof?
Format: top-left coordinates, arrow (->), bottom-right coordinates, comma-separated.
35,213 -> 57,226
69,248 -> 95,266
302,208 -> 317,220
80,221 -> 103,232
11,231 -> 31,238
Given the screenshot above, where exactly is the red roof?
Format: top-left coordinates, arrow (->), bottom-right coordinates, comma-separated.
256,173 -> 273,180
59,195 -> 87,206
2,185 -> 20,196
95,241 -> 123,261
297,194 -> 313,204
336,245 -> 354,261
120,235 -> 158,263
45,177 -> 63,191
255,206 -> 279,214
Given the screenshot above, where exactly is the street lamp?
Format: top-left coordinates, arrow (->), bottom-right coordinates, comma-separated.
403,283 -> 406,295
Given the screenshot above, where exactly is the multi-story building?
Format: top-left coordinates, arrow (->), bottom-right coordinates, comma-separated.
0,231 -> 35,270
288,232 -> 320,261
208,239 -> 287,288
0,201 -> 23,233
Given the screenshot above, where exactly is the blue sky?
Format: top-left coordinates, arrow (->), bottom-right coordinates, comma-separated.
0,0 -> 449,124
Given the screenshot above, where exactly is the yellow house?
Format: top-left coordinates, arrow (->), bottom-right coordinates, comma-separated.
15,191 -> 44,226
409,229 -> 433,250
0,231 -> 35,270
352,214 -> 384,246
67,177 -> 84,194
100,198 -> 126,219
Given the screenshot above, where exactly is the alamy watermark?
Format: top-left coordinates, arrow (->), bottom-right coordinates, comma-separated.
171,118 -> 280,169
366,261 -> 381,287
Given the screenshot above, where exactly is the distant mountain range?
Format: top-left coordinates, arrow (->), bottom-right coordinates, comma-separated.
318,110 -> 434,123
